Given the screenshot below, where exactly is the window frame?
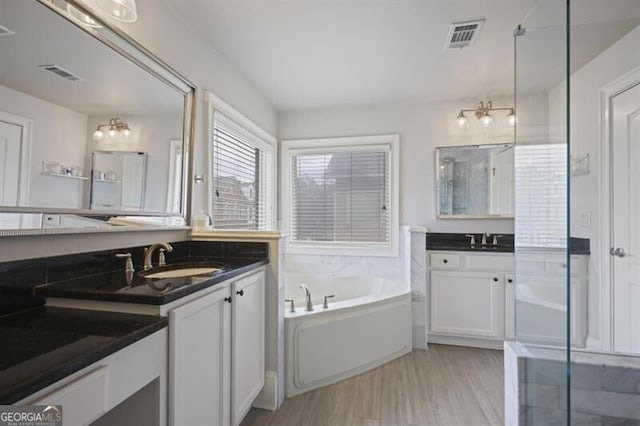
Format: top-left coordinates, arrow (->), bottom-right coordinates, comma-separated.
281,134 -> 400,257
206,91 -> 277,230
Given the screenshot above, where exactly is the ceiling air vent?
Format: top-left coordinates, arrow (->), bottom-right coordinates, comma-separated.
0,25 -> 15,36
445,19 -> 485,49
38,64 -> 84,82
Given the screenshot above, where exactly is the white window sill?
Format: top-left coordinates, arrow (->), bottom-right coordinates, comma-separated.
287,243 -> 399,257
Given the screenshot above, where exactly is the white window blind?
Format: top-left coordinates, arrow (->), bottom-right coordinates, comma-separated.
514,143 -> 567,248
290,147 -> 391,247
210,112 -> 273,230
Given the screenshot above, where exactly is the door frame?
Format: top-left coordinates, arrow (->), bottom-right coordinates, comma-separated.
0,111 -> 32,206
599,66 -> 640,352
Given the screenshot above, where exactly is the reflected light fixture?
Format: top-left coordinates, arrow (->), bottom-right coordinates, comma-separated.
67,0 -> 138,26
455,100 -> 516,128
93,117 -> 131,140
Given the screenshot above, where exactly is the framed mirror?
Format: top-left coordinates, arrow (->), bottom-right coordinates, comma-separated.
0,0 -> 195,233
436,143 -> 514,219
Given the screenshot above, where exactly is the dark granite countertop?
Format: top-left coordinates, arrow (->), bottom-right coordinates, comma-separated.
35,258 -> 268,305
0,306 -> 167,404
425,233 -> 590,255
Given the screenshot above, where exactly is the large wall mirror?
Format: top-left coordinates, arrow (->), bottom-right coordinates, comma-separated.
0,0 -> 194,233
436,143 -> 514,219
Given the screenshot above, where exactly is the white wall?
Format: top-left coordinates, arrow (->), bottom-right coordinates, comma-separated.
554,24 -> 640,348
0,84 -> 88,209
110,0 -> 278,217
279,94 -> 549,233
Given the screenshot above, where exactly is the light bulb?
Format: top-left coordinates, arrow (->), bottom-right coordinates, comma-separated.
96,0 -> 138,23
480,112 -> 494,127
123,128 -> 130,138
93,129 -> 104,140
66,1 -> 102,28
456,111 -> 468,128
507,109 -> 517,126
108,128 -> 117,138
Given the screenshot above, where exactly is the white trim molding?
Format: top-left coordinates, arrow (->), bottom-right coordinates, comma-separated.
598,65 -> 640,352
0,110 -> 32,206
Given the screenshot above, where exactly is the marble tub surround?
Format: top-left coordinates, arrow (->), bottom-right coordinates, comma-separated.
0,306 -> 167,404
0,241 -> 269,310
425,232 -> 591,255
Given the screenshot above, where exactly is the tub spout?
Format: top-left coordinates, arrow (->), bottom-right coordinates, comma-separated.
299,283 -> 313,311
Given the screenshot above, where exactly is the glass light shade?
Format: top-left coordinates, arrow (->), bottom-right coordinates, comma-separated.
480,112 -> 494,127
123,128 -> 131,137
507,110 -> 517,126
456,111 -> 469,128
93,129 -> 105,140
108,128 -> 117,138
66,1 -> 101,28
96,0 -> 138,22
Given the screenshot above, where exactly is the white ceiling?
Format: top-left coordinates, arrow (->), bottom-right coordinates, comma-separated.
163,0 -> 640,112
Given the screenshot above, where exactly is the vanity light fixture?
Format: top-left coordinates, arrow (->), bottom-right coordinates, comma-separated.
93,117 -> 131,140
455,101 -> 516,128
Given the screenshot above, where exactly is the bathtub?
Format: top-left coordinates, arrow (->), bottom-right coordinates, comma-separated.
285,273 -> 411,397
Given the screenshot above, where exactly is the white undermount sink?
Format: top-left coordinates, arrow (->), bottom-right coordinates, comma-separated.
143,267 -> 220,279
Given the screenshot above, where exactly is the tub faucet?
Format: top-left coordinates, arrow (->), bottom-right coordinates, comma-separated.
144,243 -> 173,270
299,283 -> 313,312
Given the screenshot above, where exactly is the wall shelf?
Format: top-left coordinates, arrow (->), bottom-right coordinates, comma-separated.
42,171 -> 88,180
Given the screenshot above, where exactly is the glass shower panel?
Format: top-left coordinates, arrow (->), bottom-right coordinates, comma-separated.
514,0 -> 570,423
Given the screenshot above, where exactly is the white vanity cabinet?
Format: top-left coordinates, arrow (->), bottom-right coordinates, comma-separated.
168,267 -> 266,426
428,252 -> 513,348
427,251 -> 588,349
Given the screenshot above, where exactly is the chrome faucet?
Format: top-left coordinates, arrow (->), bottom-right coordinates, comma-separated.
481,233 -> 490,246
299,283 -> 313,312
144,243 -> 173,270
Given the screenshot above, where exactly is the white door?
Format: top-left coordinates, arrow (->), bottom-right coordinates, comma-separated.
0,120 -> 23,206
430,271 -> 505,339
231,270 -> 265,426
170,286 -> 231,426
612,82 -> 640,354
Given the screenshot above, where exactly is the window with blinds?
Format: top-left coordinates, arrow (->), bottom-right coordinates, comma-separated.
289,147 -> 391,247
210,112 -> 273,230
514,143 -> 567,248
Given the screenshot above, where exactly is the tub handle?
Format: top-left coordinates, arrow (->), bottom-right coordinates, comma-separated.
285,298 -> 295,313
323,295 -> 336,309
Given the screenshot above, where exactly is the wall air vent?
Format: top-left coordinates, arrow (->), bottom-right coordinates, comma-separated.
38,64 -> 84,82
0,25 -> 15,36
445,19 -> 485,49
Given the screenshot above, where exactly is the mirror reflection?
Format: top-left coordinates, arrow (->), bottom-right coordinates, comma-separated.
436,143 -> 514,218
0,0 -> 189,229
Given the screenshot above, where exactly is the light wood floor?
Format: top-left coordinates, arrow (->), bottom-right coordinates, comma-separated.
241,344 -> 504,426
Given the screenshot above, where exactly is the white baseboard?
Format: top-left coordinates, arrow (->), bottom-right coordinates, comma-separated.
428,334 -> 504,350
252,370 -> 277,411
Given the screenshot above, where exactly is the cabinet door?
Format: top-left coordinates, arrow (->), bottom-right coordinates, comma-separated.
231,270 -> 265,426
430,271 -> 504,339
170,286 -> 231,426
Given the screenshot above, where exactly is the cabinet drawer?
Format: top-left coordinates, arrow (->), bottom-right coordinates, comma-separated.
466,255 -> 514,271
430,253 -> 460,269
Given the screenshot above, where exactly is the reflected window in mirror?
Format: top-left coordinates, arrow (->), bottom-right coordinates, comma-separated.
436,143 -> 514,219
